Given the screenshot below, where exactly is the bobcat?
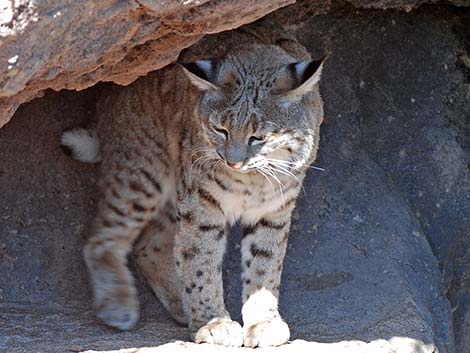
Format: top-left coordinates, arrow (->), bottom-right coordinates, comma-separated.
61,22 -> 324,348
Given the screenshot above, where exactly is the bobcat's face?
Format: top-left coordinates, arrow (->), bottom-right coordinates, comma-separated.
182,45 -> 324,174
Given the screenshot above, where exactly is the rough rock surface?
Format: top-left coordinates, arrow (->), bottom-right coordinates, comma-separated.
1,2 -> 470,353
1,0 -> 470,129
0,0 -> 295,128
345,0 -> 470,9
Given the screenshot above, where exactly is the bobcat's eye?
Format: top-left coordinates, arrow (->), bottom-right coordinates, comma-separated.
213,126 -> 229,140
248,135 -> 265,146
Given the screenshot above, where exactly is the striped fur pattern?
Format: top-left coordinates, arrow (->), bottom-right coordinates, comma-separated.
76,34 -> 324,347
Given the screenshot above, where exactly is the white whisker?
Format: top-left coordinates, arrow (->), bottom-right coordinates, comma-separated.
266,158 -> 325,172
198,156 -> 215,177
211,160 -> 222,180
267,161 -> 297,177
189,147 -> 212,161
268,164 -> 306,197
256,168 -> 275,192
190,154 -> 209,176
189,148 -> 217,183
260,165 -> 286,207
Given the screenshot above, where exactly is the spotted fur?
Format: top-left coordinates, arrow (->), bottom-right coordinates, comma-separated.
69,24 -> 324,347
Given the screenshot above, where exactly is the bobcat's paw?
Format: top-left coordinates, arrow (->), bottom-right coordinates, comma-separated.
243,317 -> 290,348
193,318 -> 243,347
95,287 -> 139,330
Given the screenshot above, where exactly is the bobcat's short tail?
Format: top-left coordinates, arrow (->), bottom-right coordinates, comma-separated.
61,128 -> 101,163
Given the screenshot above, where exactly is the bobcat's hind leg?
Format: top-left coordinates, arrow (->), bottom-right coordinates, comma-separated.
84,165 -> 164,330
134,204 -> 187,325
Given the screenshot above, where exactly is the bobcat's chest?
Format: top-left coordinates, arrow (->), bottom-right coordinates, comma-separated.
206,172 -> 298,225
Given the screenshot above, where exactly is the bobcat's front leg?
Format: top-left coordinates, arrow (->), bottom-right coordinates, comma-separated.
175,188 -> 242,347
240,209 -> 293,348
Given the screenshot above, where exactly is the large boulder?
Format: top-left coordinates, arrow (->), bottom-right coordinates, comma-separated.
1,0 -> 470,128
287,3 -> 470,351
0,0 -> 295,127
345,0 -> 470,9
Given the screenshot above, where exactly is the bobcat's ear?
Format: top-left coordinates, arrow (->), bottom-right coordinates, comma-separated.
280,56 -> 326,98
179,60 -> 219,91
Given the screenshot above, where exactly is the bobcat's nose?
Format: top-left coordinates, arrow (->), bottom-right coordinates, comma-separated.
227,161 -> 243,169
225,143 -> 247,170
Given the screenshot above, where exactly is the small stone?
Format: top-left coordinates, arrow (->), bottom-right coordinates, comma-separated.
7,55 -> 18,64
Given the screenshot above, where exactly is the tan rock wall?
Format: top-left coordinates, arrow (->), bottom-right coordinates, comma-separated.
0,0 -> 294,127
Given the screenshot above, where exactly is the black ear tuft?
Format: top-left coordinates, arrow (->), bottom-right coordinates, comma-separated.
282,55 -> 327,97
297,59 -> 324,84
181,60 -> 213,81
179,59 -> 219,91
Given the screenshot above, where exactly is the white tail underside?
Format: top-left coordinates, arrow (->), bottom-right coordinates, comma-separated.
61,128 -> 101,163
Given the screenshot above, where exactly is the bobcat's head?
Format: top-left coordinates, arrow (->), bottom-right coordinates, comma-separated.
181,44 -> 324,175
